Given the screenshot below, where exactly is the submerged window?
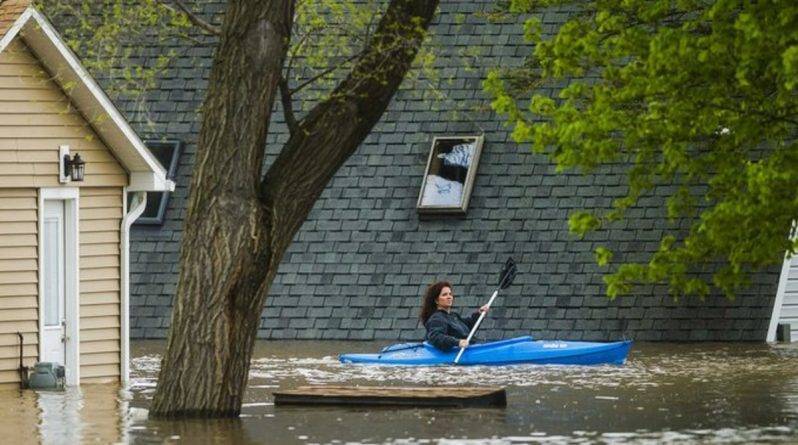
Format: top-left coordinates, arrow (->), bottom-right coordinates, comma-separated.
417,135 -> 484,215
133,140 -> 182,225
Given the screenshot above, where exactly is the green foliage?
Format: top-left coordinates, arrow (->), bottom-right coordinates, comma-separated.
287,0 -> 383,109
36,0 -> 192,120
568,211 -> 601,237
38,1 -> 393,120
36,1 -> 456,126
594,246 -> 613,267
487,0 -> 798,298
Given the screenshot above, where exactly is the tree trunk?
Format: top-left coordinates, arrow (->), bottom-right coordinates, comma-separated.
151,0 -> 439,418
150,0 -> 294,417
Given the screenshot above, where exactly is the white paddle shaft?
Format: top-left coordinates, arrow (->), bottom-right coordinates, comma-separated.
453,289 -> 499,364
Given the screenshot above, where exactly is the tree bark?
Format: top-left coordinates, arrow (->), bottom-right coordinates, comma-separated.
150,0 -> 439,418
150,0 -> 295,417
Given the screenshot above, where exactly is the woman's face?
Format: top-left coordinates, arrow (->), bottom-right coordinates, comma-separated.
435,286 -> 454,311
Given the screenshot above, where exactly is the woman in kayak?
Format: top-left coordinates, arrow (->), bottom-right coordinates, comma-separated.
419,281 -> 489,351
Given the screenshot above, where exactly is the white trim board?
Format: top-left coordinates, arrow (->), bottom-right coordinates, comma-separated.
768,223 -> 798,342
767,256 -> 792,341
38,188 -> 80,385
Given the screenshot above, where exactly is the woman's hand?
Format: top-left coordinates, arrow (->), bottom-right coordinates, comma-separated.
479,304 -> 490,314
458,339 -> 469,348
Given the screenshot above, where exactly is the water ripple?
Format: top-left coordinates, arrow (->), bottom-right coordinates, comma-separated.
124,341 -> 798,444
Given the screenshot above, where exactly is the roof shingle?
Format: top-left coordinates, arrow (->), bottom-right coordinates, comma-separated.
0,0 -> 30,39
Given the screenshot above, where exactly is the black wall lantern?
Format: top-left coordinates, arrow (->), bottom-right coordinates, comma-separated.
63,153 -> 85,182
59,146 -> 85,184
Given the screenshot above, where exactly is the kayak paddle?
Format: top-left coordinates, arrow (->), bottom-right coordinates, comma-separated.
454,257 -> 518,364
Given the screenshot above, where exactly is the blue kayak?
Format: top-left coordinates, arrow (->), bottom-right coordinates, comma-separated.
339,336 -> 632,366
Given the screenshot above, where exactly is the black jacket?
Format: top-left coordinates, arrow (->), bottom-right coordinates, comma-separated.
424,309 -> 481,351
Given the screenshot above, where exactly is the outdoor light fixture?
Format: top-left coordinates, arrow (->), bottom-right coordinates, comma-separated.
63,153 -> 85,182
59,145 -> 85,183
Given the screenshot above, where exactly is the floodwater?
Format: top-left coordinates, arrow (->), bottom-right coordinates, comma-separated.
2,341 -> 798,444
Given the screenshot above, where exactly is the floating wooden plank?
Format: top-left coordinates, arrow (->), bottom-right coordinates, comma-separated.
273,385 -> 507,408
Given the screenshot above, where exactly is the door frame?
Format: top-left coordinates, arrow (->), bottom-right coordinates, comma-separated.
38,188 -> 80,385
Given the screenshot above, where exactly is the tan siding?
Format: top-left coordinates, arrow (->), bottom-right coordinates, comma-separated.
81,375 -> 118,384
0,208 -> 36,220
81,364 -> 120,380
80,187 -> 122,382
82,279 -> 120,294
81,316 -> 120,330
0,343 -> 35,359
0,259 -> 36,271
0,356 -> 32,369
81,304 -> 119,318
81,292 -> 119,306
0,283 -> 36,296
0,296 -> 36,309
0,197 -> 35,208
0,189 -> 36,197
80,220 -> 119,233
80,351 -> 119,366
0,189 -> 36,384
0,308 -> 36,321
0,320 -> 37,334
0,39 -> 130,385
81,244 -> 120,257
81,231 -> 119,245
80,255 -> 119,270
0,270 -> 36,284
80,327 -> 118,342
80,339 -> 119,353
0,40 -> 127,189
0,246 -> 36,259
0,222 -> 38,235
0,332 -> 38,347
80,267 -> 120,282
0,101 -> 78,113
0,234 -> 35,246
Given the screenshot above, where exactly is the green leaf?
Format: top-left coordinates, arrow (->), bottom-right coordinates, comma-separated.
488,0 -> 798,299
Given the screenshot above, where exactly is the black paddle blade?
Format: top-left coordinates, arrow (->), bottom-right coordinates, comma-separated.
498,257 -> 517,289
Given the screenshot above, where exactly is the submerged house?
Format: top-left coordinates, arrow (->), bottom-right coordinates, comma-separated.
0,0 -> 171,387
106,1 -> 785,343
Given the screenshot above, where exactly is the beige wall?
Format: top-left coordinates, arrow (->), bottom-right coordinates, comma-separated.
0,188 -> 38,385
0,39 -> 127,386
0,40 -> 126,188
79,187 -> 122,383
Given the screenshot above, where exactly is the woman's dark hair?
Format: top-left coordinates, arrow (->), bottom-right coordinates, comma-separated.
419,281 -> 452,325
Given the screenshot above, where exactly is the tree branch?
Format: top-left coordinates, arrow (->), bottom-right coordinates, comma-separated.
291,52 -> 360,95
158,0 -> 221,36
285,31 -> 311,80
260,0 -> 440,258
278,76 -> 299,136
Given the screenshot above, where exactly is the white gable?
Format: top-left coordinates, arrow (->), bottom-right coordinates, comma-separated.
0,7 -> 173,192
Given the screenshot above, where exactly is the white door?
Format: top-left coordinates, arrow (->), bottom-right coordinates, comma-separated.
41,200 -> 65,365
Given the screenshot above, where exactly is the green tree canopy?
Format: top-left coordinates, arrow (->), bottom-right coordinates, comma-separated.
487,0 -> 798,298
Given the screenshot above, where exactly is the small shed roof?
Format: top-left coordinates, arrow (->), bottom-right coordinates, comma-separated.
0,0 -> 172,192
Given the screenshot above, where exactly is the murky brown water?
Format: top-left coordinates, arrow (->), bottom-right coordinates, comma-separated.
2,341 -> 798,444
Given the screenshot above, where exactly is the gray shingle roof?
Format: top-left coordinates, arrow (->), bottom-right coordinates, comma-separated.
123,0 -> 778,342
